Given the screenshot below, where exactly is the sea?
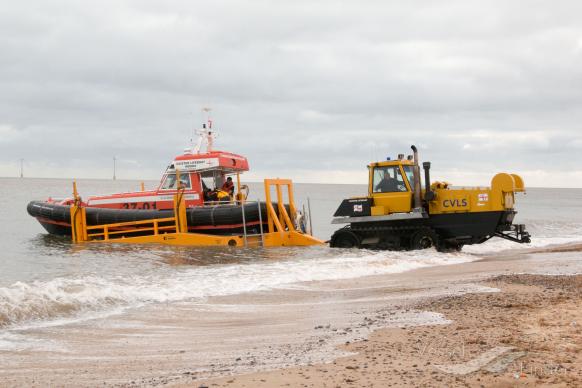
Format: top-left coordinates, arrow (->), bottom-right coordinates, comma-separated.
1,177 -> 581,351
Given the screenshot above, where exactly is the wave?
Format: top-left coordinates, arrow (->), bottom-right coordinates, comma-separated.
0,248 -> 475,330
463,234 -> 582,255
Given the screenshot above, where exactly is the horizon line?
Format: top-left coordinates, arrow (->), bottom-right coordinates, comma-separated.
1,176 -> 581,190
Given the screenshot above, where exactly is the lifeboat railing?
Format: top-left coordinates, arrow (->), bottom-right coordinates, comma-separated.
69,178 -> 323,248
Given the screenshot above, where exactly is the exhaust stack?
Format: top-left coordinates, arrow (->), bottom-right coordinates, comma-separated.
410,145 -> 422,209
423,162 -> 435,201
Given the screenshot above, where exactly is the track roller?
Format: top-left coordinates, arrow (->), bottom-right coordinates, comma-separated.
330,228 -> 361,248
409,228 -> 438,250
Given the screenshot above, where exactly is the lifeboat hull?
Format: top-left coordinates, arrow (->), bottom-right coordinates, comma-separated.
27,201 -> 273,237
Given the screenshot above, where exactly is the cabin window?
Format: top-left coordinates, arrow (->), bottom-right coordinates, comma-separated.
373,166 -> 408,193
402,165 -> 414,189
161,172 -> 191,190
200,171 -> 226,192
201,176 -> 217,191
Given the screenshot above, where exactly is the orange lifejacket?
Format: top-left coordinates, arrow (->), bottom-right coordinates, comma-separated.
222,181 -> 234,194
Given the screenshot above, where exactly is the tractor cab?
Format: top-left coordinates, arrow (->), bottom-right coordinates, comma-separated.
368,156 -> 416,215
333,147 -> 425,220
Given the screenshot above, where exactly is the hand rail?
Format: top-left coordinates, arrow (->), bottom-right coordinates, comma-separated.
263,179 -> 297,235
85,217 -> 176,230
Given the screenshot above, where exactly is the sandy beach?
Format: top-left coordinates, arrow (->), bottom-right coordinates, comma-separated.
203,274 -> 581,387
0,244 -> 580,387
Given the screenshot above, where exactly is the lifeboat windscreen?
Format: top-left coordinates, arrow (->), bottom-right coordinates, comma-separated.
161,172 -> 192,190
200,172 -> 222,191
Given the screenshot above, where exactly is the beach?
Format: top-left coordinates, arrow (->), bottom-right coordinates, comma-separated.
203,274 -> 581,388
1,242 -> 580,387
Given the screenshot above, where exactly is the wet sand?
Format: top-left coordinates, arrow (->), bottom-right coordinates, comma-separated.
0,245 -> 581,387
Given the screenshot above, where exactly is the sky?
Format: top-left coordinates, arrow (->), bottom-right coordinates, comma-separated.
1,0 -> 582,187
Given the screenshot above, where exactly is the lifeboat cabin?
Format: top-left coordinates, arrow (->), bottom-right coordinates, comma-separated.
85,149 -> 250,210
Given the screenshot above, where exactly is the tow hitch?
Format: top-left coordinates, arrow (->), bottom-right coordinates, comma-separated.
495,224 -> 531,244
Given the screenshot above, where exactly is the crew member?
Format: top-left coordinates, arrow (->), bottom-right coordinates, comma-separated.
221,176 -> 235,196
375,170 -> 399,193
203,187 -> 214,202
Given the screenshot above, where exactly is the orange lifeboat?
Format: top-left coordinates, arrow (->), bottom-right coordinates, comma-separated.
27,121 -> 263,237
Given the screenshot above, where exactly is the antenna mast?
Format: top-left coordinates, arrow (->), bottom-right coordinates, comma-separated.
193,107 -> 216,153
113,156 -> 117,180
202,106 -> 213,131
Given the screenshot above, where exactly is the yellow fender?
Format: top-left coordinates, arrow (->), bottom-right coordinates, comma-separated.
491,173 -> 515,192
490,173 -> 526,210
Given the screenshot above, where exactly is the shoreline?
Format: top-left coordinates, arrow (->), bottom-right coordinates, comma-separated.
200,274 -> 581,387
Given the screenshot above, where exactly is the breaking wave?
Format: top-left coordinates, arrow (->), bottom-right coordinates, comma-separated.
0,248 -> 475,330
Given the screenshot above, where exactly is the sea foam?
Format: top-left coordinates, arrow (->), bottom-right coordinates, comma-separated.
0,248 -> 475,330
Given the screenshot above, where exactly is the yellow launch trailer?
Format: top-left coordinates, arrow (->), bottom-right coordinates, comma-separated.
70,179 -> 323,248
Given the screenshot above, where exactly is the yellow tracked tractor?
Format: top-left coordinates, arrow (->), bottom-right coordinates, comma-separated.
330,145 -> 531,251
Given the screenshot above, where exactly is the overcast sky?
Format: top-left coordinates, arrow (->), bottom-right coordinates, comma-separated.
1,1 -> 582,187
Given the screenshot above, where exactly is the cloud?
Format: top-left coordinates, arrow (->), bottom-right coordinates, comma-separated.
0,1 -> 581,187
447,130 -> 553,151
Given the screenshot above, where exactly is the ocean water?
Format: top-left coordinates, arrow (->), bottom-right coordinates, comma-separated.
0,177 -> 581,337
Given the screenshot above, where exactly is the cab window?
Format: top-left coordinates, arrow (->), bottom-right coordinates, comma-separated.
161,172 -> 191,190
402,165 -> 414,189
373,166 -> 408,193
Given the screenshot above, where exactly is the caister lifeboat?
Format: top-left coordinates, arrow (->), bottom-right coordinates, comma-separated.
27,122 -> 271,237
